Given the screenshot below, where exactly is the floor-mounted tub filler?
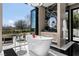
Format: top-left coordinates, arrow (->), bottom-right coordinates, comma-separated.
27,35 -> 53,56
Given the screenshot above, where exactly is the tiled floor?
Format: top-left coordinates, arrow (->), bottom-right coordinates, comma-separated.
0,42 -> 67,56
2,45 -> 55,56
1,41 -> 77,56
51,42 -> 79,56
13,45 -> 30,56
71,43 -> 79,56
1,42 -> 53,56
0,51 -> 4,56
2,42 -> 30,56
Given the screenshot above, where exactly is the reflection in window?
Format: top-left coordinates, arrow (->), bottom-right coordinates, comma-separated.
73,9 -> 79,41
63,11 -> 68,43
31,9 -> 36,32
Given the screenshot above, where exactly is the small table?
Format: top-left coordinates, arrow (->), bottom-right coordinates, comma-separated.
15,36 -> 27,56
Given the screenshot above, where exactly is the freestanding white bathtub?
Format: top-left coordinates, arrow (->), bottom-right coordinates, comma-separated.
27,35 -> 53,56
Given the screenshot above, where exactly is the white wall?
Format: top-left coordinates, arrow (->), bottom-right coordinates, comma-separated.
0,3 -> 2,53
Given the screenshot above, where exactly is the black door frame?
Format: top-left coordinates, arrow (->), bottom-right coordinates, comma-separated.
65,5 -> 70,42
71,7 -> 79,42
66,10 -> 70,42
35,7 -> 39,35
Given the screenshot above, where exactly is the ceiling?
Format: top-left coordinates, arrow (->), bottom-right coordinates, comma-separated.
42,3 -> 54,7
29,3 -> 75,7
29,3 -> 54,7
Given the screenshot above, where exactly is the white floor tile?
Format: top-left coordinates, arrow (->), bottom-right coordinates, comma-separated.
0,51 -> 4,56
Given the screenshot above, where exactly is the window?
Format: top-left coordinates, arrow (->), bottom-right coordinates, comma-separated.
31,8 -> 38,35
2,3 -> 34,44
72,8 -> 79,42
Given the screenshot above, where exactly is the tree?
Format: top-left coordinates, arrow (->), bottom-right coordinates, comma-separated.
14,20 -> 27,29
73,13 -> 79,29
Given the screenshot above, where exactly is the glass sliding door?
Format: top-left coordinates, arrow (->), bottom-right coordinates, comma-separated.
72,8 -> 79,42
31,7 -> 39,35
2,3 -> 35,48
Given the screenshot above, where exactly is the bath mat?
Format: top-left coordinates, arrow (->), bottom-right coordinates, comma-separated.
4,48 -> 17,56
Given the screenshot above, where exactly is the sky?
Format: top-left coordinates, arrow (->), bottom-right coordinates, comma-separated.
3,3 -> 35,27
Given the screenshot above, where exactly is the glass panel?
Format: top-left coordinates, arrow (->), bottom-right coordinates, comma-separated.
2,3 -> 34,46
31,9 -> 36,33
63,11 -> 69,44
73,9 -> 79,42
